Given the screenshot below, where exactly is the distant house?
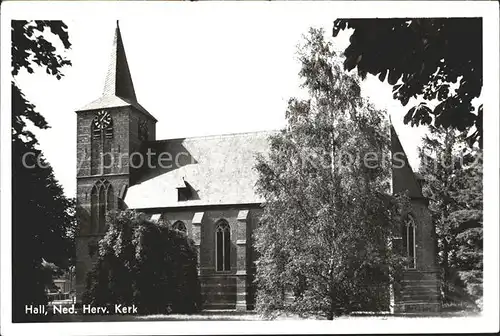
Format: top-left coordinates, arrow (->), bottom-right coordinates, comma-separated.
75,22 -> 440,313
47,268 -> 75,303
53,276 -> 74,294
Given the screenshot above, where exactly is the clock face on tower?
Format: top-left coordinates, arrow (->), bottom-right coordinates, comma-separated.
93,111 -> 112,130
139,120 -> 149,141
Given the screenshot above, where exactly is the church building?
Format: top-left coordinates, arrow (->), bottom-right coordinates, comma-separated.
75,22 -> 441,313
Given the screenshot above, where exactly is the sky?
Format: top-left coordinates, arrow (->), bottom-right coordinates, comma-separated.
14,8 -> 428,198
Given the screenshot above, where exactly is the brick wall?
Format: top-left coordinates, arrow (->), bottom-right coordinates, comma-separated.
390,125 -> 440,312
142,206 -> 262,310
393,199 -> 441,313
411,199 -> 439,271
77,107 -> 132,178
75,105 -> 156,301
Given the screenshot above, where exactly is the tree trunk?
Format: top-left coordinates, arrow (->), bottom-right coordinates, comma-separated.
327,294 -> 335,320
442,239 -> 449,302
327,269 -> 335,320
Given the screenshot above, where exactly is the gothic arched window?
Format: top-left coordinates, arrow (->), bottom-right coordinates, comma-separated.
215,220 -> 231,272
90,187 -> 99,233
402,216 -> 416,269
172,220 -> 187,233
90,179 -> 114,234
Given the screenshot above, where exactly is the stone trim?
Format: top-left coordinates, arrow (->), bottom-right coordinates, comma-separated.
77,173 -> 130,179
198,274 -> 239,278
192,211 -> 204,224
403,269 -> 440,273
394,302 -> 441,313
203,302 -> 237,307
237,209 -> 249,221
134,203 -> 262,213
201,291 -> 240,295
201,283 -> 238,288
150,213 -> 161,222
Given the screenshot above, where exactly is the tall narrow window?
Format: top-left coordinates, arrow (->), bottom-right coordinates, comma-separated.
105,183 -> 114,231
215,220 -> 231,271
90,186 -> 98,233
92,123 -> 101,140
98,185 -> 106,232
90,179 -> 114,234
90,124 -> 102,175
91,111 -> 113,175
402,216 -> 416,269
172,220 -> 187,233
103,141 -> 112,175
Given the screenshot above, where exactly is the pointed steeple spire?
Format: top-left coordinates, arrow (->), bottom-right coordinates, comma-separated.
77,21 -> 156,121
103,21 -> 137,101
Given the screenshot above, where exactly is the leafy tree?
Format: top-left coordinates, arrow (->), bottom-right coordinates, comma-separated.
84,210 -> 202,314
418,126 -> 482,310
332,18 -> 482,148
12,20 -> 71,78
254,28 -> 411,320
11,20 -> 75,322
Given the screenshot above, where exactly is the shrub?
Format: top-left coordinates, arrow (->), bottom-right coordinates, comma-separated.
83,210 -> 201,314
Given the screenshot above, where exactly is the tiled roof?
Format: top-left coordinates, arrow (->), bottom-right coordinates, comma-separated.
125,126 -> 424,209
75,95 -> 156,121
102,22 -> 136,102
390,125 -> 424,199
124,131 -> 276,209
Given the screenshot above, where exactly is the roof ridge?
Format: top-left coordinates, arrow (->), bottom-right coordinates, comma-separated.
150,129 -> 280,142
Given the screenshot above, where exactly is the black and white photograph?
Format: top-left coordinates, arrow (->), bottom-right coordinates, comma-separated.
1,1 -> 498,335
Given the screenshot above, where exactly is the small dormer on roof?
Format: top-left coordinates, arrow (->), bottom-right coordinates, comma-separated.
177,177 -> 194,201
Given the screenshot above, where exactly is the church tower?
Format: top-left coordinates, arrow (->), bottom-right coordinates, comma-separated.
74,21 -> 157,300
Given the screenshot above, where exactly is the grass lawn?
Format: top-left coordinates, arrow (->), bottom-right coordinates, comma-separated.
50,310 -> 261,322
49,309 -> 480,322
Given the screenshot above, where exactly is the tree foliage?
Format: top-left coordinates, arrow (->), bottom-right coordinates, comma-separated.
11,20 -> 74,322
12,20 -> 72,144
254,28 -> 411,320
418,126 -> 482,310
332,18 -> 482,148
83,210 -> 202,314
12,20 -> 71,78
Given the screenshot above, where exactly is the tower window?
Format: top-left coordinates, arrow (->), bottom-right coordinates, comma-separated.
92,126 -> 101,140
91,111 -> 114,175
215,220 -> 231,272
402,216 -> 416,269
90,179 -> 114,234
105,127 -> 113,139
